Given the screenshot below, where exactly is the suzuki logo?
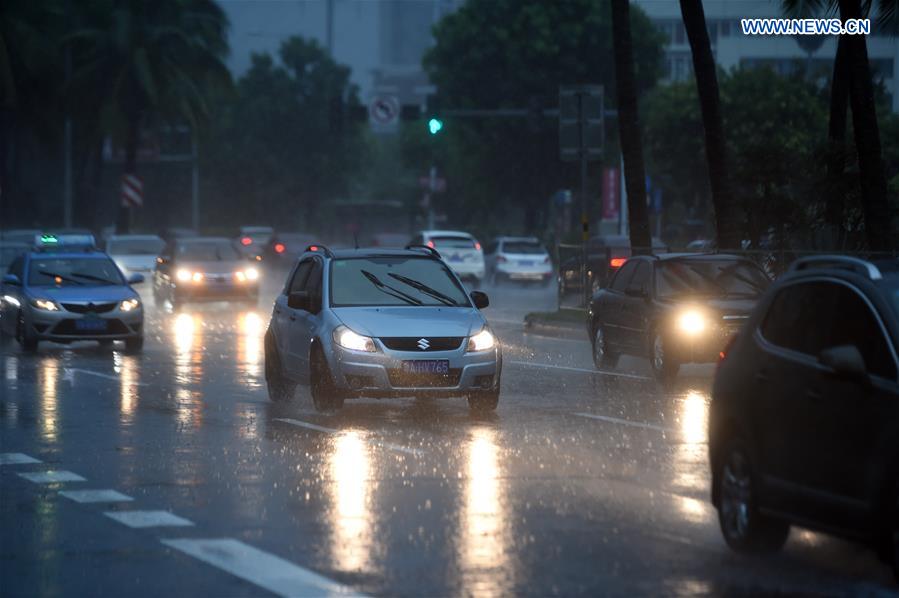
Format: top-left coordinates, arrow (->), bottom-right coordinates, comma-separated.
416,338 -> 430,350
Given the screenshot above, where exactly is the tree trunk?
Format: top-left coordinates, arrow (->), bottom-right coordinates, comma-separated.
117,117 -> 139,234
678,0 -> 740,250
825,34 -> 850,247
610,0 -> 652,254
839,0 -> 893,251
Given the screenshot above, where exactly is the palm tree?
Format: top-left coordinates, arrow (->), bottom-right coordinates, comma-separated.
610,0 -> 652,254
67,0 -> 231,232
677,0 -> 741,250
783,0 -> 897,250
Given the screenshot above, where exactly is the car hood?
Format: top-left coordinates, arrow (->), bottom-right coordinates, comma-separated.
30,285 -> 136,302
334,306 -> 486,338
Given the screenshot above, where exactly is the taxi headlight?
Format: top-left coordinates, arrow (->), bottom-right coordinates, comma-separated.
333,325 -> 376,352
677,310 -> 707,335
467,328 -> 496,352
32,298 -> 59,311
191,272 -> 204,283
120,298 -> 141,312
176,269 -> 192,282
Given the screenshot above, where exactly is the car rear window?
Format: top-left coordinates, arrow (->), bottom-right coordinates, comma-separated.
177,241 -> 240,261
330,256 -> 471,307
431,236 -> 476,249
502,241 -> 545,255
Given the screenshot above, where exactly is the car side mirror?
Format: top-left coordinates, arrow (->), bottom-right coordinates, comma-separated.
819,345 -> 867,382
624,287 -> 647,299
470,290 -> 489,309
127,273 -> 145,285
156,256 -> 169,266
288,291 -> 311,311
2,274 -> 20,285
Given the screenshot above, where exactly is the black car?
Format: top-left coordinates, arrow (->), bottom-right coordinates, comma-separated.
709,256 -> 899,578
560,235 -> 667,295
587,253 -> 770,381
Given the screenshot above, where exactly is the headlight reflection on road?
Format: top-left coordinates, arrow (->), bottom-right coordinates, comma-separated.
113,352 -> 140,424
673,390 -> 710,523
38,358 -> 60,444
328,431 -> 375,574
173,313 -> 203,430
237,311 -> 263,386
461,427 -> 512,593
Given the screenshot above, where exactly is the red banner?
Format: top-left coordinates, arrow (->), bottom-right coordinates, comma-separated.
601,167 -> 619,220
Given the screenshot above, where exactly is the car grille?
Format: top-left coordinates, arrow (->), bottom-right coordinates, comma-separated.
379,337 -> 465,352
387,369 -> 462,388
61,302 -> 116,314
52,319 -> 130,336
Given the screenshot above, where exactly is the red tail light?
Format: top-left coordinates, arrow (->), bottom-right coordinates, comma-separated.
718,334 -> 738,366
609,257 -> 626,268
426,240 -> 435,248
274,243 -> 285,254
240,236 -> 252,246
309,245 -> 319,252
474,242 -> 482,251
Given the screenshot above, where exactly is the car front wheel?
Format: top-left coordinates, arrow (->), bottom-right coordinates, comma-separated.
310,347 -> 344,412
592,324 -> 619,369
650,330 -> 679,383
264,331 -> 296,403
717,439 -> 789,554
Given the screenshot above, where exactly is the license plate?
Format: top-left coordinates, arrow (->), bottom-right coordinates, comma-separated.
401,360 -> 449,374
448,254 -> 462,262
519,260 -> 534,266
75,319 -> 107,331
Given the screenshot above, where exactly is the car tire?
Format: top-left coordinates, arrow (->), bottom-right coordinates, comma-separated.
592,324 -> 619,369
17,315 -> 37,352
468,387 -> 499,412
124,336 -> 144,353
310,346 -> 344,412
650,330 -> 679,383
717,439 -> 789,554
264,330 -> 295,403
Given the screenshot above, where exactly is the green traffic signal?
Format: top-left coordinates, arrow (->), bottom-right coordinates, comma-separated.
428,118 -> 444,135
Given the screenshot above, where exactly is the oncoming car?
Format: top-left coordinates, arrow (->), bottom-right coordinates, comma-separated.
264,245 -> 501,412
0,237 -> 144,351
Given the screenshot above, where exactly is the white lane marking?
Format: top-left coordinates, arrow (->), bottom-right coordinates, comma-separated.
508,360 -> 650,380
60,489 -> 133,503
18,470 -> 86,484
63,368 -> 149,386
161,538 -> 360,597
0,453 -> 42,465
573,412 -> 672,433
104,510 -> 193,528
273,418 -> 422,457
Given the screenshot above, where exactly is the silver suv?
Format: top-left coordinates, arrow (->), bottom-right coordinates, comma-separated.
264,245 -> 502,412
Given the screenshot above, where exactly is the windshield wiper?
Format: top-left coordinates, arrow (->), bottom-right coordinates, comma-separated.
38,270 -> 84,285
387,273 -> 458,306
71,272 -> 118,285
360,270 -> 422,306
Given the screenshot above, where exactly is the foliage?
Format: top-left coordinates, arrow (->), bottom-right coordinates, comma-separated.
201,36 -> 367,231
419,0 -> 665,235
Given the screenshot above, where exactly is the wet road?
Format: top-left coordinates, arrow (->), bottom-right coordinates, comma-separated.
1,274 -> 895,597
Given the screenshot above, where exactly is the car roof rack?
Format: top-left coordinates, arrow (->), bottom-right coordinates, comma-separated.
405,244 -> 441,258
789,255 -> 882,280
304,244 -> 334,257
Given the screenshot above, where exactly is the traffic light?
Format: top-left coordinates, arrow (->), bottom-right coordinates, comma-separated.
428,118 -> 444,135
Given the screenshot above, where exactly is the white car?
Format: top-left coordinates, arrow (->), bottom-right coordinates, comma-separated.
409,230 -> 485,286
106,235 -> 165,278
485,236 -> 553,286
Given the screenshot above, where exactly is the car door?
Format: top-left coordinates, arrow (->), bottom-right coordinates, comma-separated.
288,258 -> 323,384
617,260 -> 652,353
753,280 -> 837,513
600,260 -> 638,349
802,283 -> 899,527
279,259 -> 313,377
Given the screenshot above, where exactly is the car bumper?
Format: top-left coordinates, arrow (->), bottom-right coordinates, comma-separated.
28,307 -> 143,341
447,264 -> 485,279
668,325 -> 741,364
496,266 -> 553,281
173,282 -> 258,301
330,344 -> 501,397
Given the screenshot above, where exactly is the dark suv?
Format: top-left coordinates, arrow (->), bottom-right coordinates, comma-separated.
587,253 -> 770,381
709,256 -> 899,578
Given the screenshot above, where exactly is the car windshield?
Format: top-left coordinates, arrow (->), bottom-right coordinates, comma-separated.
502,241 -> 545,255
657,259 -> 769,298
28,257 -> 124,286
107,238 -> 164,255
431,236 -> 475,249
177,241 -> 240,261
330,256 -> 471,307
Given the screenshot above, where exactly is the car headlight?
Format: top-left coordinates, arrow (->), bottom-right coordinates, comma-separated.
176,269 -> 191,282
677,310 -> 707,335
120,298 -> 140,312
467,328 -> 496,352
244,267 -> 259,281
32,298 -> 59,311
191,272 -> 204,283
333,325 -> 376,352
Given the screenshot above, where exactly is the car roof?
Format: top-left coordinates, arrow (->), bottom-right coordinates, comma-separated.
27,251 -> 110,260
108,234 -> 163,241
240,226 -> 273,233
497,236 -> 541,243
174,236 -> 231,244
420,230 -> 474,238
652,252 -> 747,261
319,248 -> 440,260
0,241 -> 29,248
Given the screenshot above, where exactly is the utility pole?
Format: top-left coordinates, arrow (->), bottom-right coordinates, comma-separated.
325,0 -> 334,56
63,0 -> 73,228
191,130 -> 199,231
